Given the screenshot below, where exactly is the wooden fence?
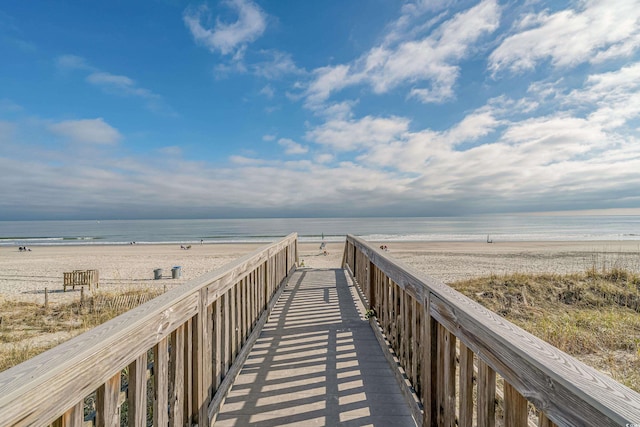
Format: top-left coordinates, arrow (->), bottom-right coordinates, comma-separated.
64,269 -> 99,292
343,234 -> 640,427
0,233 -> 298,427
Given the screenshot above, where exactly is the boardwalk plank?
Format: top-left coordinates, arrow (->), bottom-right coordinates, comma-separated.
214,269 -> 417,427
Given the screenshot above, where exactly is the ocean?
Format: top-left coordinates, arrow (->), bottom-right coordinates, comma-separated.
1,215 -> 640,246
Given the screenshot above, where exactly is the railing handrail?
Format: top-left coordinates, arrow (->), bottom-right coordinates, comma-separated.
0,233 -> 298,426
345,234 -> 640,426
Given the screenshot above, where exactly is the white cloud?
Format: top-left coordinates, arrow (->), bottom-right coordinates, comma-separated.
278,138 -> 308,155
317,101 -> 356,120
262,134 -> 276,141
0,99 -> 23,112
445,110 -> 501,146
183,0 -> 267,56
0,121 -> 15,141
4,103 -> 640,218
49,118 -> 121,145
259,84 -> 275,98
86,72 -> 160,100
87,72 -> 134,88
252,50 -> 304,79
305,65 -> 354,107
489,0 -> 640,74
56,55 -> 172,115
159,146 -> 182,156
315,153 -> 334,164
55,54 -> 92,71
307,116 -> 410,151
568,62 -> 640,130
229,155 -> 266,165
304,0 -> 500,107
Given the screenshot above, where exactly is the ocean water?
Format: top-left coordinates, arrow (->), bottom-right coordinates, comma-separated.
1,215 -> 639,246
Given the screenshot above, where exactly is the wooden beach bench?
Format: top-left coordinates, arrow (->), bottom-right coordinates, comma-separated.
63,269 -> 99,292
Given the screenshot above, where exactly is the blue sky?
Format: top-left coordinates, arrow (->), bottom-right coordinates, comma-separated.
1,0 -> 640,220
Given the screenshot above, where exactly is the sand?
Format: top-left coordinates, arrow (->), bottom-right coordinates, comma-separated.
381,240 -> 640,284
0,242 -> 344,304
2,240 -> 640,305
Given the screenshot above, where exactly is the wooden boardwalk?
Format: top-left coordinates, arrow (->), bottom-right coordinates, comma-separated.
214,268 -> 417,427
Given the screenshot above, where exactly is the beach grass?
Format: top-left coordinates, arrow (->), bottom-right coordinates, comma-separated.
1,264 -> 639,396
450,267 -> 640,392
0,288 -> 163,372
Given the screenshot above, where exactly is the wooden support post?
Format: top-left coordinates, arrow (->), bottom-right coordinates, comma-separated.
422,294 -> 438,427
154,338 -> 169,427
183,318 -> 193,425
60,402 -> 83,427
170,325 -> 185,427
96,373 -> 121,427
436,325 -> 445,426
458,343 -> 474,427
538,411 -> 557,427
477,359 -> 496,427
368,261 -> 375,309
230,285 -> 237,362
443,329 -> 456,427
223,291 -> 231,376
128,353 -> 147,427
214,298 -> 222,390
504,381 -> 528,426
411,298 -> 419,390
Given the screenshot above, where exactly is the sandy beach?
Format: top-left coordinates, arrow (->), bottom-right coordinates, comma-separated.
2,240 -> 640,305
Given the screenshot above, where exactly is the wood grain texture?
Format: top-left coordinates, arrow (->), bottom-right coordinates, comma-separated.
213,299 -> 222,390
184,318 -> 193,425
0,234 -> 297,427
505,381 -> 528,426
443,329 -> 456,427
538,411 -> 557,427
169,325 -> 185,427
127,353 -> 147,427
207,264 -> 292,425
411,298 -> 419,391
345,235 -> 640,426
436,325 -> 445,426
96,372 -> 121,427
154,338 -> 169,427
61,402 -> 83,427
422,295 -> 437,427
477,359 -> 496,427
458,343 -> 474,427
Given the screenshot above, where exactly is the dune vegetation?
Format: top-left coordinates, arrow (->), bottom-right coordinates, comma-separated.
0,288 -> 163,372
449,266 -> 640,392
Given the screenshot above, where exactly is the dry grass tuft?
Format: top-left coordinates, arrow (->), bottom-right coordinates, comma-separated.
0,287 -> 164,372
450,268 -> 640,391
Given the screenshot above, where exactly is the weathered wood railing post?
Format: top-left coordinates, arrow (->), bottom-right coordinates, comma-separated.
0,233 -> 298,427
343,234 -> 640,427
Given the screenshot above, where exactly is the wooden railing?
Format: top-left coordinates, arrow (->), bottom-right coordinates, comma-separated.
0,233 -> 298,427
343,235 -> 640,427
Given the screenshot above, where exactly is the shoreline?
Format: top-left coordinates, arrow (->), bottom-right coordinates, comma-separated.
4,237 -> 640,246
2,240 -> 640,305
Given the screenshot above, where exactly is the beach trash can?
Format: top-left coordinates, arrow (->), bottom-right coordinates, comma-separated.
154,268 -> 162,280
171,266 -> 181,279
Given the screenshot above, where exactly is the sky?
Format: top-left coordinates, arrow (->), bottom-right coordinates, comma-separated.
1,0 -> 640,220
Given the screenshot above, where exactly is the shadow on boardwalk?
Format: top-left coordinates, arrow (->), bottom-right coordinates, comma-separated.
215,268 -> 416,427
